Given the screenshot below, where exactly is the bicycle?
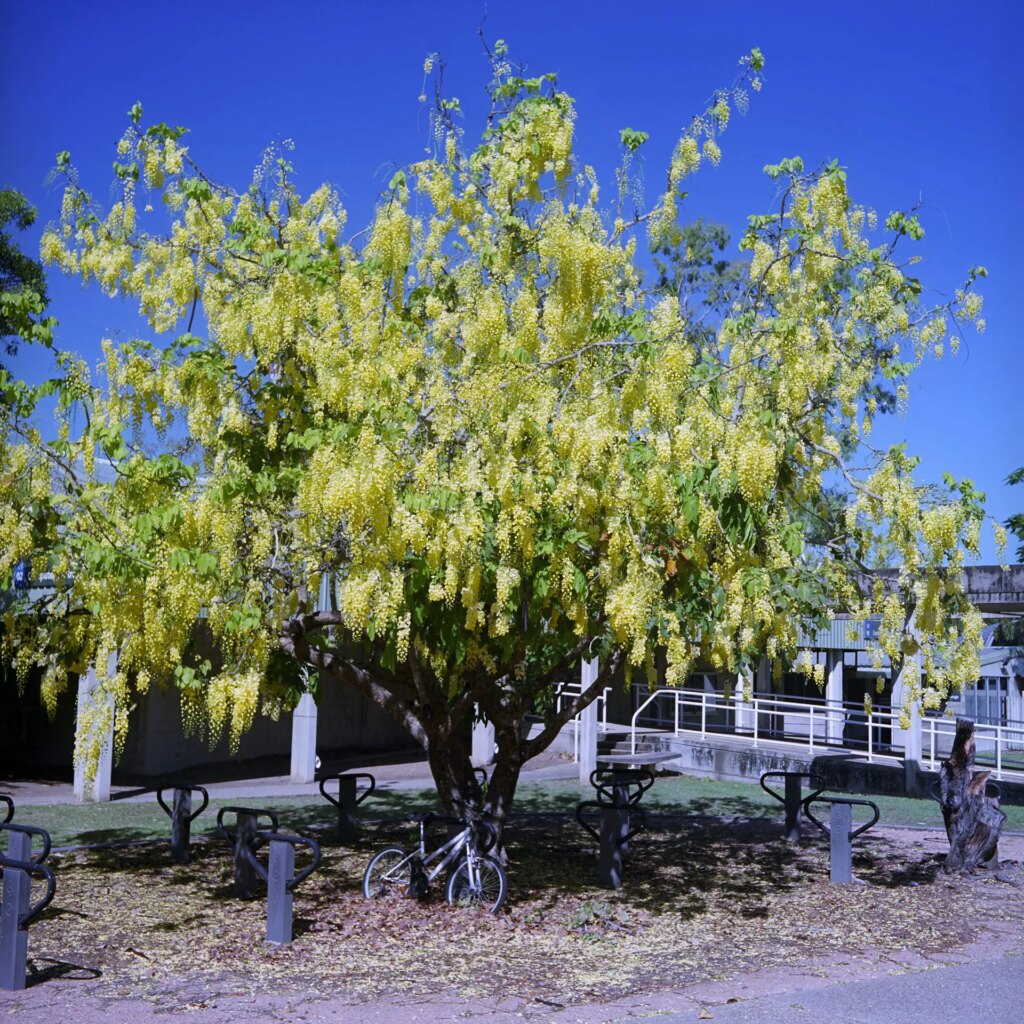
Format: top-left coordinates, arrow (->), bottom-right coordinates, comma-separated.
362,810 -> 507,913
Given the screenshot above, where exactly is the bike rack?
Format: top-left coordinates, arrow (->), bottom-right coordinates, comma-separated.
576,767 -> 654,889
802,795 -> 880,883
590,768 -> 654,807
156,784 -> 209,864
216,806 -> 280,898
0,796 -> 13,825
238,831 -> 321,944
0,823 -> 57,991
760,770 -> 825,842
318,772 -> 375,843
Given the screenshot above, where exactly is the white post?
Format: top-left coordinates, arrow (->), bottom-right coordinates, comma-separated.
825,650 -> 844,745
289,691 -> 318,783
734,669 -> 755,734
579,657 -> 599,785
892,656 -> 923,795
73,654 -> 117,803
472,706 -> 496,766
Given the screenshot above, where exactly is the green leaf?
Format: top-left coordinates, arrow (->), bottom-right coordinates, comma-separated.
619,128 -> 649,153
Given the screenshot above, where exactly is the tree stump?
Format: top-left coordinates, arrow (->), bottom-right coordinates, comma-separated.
938,718 -> 1006,874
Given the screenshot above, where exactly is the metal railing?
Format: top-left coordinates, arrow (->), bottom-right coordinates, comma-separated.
629,687 -> 900,765
554,681 -> 612,764
922,717 -> 1024,782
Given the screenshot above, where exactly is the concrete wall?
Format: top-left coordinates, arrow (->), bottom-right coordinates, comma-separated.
116,679 -> 414,778
2,663 -> 415,781
651,734 -> 1024,804
1,666 -> 78,773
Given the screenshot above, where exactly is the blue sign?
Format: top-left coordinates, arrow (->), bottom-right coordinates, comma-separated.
863,618 -> 881,641
13,560 -> 30,589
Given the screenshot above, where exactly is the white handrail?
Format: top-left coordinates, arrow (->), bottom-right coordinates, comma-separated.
624,687 -> 1024,781
557,681 -> 612,762
630,687 -> 902,762
919,717 -> 1024,781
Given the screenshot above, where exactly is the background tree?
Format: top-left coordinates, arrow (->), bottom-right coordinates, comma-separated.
0,49 -> 992,831
993,467 -> 1024,645
0,189 -> 55,367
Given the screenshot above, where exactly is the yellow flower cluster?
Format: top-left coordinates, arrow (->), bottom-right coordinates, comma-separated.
4,54 -> 992,770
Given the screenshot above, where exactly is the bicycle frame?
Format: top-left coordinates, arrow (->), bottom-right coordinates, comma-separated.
412,821 -> 475,885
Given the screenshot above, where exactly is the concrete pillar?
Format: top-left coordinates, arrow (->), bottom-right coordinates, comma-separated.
290,692 -> 318,783
472,708 -> 496,765
73,654 -> 117,803
753,658 -> 771,738
578,657 -> 599,785
734,668 -> 755,734
755,657 -> 770,695
892,656 -> 922,795
825,651 -> 844,745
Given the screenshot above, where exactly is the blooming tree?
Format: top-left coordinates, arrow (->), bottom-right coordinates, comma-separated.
0,48 -> 995,825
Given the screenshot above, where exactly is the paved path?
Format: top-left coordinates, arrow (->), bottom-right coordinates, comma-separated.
3,930 -> 1021,1023
3,750 -> 580,806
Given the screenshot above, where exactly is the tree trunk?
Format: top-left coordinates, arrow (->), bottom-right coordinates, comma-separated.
426,727 -> 482,819
482,719 -> 526,843
938,717 -> 1006,874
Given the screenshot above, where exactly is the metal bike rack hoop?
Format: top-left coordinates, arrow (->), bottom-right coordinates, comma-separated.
590,767 -> 654,806
802,795 -> 880,840
575,801 -> 647,846
216,805 -> 280,844
156,784 -> 210,822
318,772 -> 376,808
0,853 -> 56,929
0,821 -> 50,865
759,770 -> 825,806
240,831 -> 322,891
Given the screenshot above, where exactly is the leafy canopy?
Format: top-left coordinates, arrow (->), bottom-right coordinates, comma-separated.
0,189 -> 56,362
0,48 -> 994,776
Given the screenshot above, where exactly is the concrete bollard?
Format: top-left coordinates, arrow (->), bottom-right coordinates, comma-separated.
239,831 -> 321,945
597,782 -> 630,889
0,825 -> 56,992
802,795 -> 880,884
266,839 -> 296,944
829,802 -> 853,883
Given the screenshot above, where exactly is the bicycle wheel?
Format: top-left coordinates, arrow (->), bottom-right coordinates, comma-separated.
445,853 -> 507,913
362,847 -> 411,900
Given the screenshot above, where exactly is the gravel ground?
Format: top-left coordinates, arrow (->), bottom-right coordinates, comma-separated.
2,820 -> 1021,1023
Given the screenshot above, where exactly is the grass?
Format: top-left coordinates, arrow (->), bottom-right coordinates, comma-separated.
11,774 -> 1024,849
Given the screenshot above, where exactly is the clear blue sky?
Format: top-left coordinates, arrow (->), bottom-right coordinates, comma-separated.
2,0 -> 1021,561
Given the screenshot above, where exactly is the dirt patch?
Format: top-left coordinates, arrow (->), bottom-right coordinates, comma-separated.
5,817 -> 1024,1018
